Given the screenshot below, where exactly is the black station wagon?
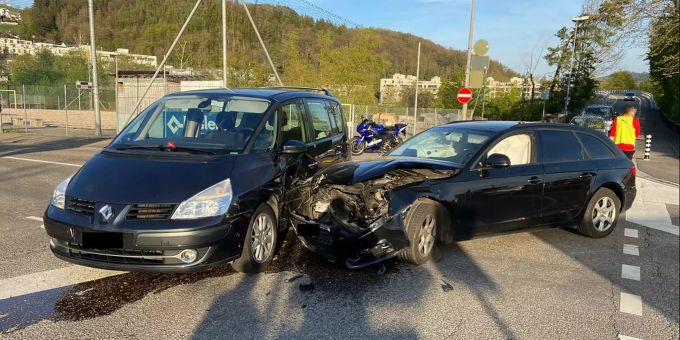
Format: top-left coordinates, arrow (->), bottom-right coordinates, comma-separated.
290,121 -> 637,268
44,87 -> 349,273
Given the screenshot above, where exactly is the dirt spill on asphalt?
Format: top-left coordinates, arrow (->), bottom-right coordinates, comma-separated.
52,231 -> 402,322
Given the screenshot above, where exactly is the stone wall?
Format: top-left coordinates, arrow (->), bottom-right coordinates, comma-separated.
0,108 -> 117,130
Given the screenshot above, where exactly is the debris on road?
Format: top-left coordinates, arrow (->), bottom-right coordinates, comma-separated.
286,273 -> 305,283
376,264 -> 387,275
441,279 -> 453,292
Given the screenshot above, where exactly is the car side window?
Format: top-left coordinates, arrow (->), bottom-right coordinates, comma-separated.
540,130 -> 586,163
251,111 -> 277,151
279,100 -> 308,143
487,133 -> 533,166
306,99 -> 334,140
327,100 -> 344,135
576,132 -> 616,159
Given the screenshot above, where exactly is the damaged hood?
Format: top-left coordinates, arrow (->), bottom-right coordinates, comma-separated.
316,157 -> 461,185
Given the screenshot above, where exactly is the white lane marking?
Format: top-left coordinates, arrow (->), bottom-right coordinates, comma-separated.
623,244 -> 639,256
619,335 -> 642,340
26,216 -> 43,222
1,156 -> 81,168
622,264 -> 641,281
624,228 -> 638,238
627,199 -> 680,236
0,266 -> 123,300
620,292 -> 643,315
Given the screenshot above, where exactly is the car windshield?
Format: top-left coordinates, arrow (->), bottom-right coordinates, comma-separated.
389,126 -> 493,163
112,94 -> 272,154
584,107 -> 613,118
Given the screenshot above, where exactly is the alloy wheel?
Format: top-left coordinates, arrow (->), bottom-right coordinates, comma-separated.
418,214 -> 436,256
251,213 -> 275,263
592,196 -> 616,232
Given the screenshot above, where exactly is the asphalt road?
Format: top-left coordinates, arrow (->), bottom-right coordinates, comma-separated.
0,118 -> 678,339
611,95 -> 679,184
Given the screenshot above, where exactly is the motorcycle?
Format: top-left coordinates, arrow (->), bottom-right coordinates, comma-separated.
351,119 -> 407,156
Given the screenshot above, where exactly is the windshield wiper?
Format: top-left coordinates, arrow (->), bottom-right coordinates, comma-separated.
114,144 -> 216,155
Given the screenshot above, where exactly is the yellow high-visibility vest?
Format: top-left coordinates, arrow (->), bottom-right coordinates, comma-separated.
613,116 -> 636,146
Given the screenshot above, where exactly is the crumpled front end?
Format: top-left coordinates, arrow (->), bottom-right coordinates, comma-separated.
290,159 -> 459,268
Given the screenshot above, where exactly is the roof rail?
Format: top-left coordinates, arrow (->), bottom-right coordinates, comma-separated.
262,86 -> 333,97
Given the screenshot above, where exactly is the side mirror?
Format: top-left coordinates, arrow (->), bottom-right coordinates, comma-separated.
483,153 -> 511,168
281,139 -> 309,154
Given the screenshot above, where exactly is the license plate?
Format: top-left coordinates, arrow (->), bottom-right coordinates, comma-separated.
82,232 -> 123,249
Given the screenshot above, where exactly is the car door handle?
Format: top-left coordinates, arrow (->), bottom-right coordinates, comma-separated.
307,162 -> 318,169
528,176 -> 543,184
579,172 -> 595,179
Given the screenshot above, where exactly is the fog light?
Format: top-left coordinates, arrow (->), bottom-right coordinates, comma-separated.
178,249 -> 198,263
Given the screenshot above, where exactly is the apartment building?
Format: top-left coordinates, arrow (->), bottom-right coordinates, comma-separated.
379,73 -> 442,105
0,37 -> 157,67
485,76 -> 541,100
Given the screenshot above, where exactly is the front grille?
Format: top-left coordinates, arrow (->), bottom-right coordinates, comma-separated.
126,203 -> 176,220
51,239 -> 211,266
66,197 -> 96,216
71,247 -> 166,265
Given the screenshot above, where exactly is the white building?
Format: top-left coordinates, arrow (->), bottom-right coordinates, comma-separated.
485,76 -> 541,100
0,38 -> 157,67
0,8 -> 21,24
379,73 -> 442,105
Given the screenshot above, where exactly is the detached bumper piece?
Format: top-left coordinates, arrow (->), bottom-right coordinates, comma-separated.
293,213 -> 410,269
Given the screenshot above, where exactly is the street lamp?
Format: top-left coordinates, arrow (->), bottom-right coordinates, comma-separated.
563,15 -> 591,115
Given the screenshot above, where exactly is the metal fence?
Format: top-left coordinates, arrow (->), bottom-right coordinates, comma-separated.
342,104 -> 467,137
0,83 -> 466,137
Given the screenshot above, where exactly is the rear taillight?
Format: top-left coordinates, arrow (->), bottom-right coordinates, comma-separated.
631,165 -> 636,177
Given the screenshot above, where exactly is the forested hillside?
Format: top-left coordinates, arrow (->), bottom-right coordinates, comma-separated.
8,0 -> 516,104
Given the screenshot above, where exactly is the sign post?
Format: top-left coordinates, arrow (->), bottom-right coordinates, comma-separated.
541,89 -> 550,121
457,87 -> 473,105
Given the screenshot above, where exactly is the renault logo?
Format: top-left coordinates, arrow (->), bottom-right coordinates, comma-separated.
99,205 -> 114,223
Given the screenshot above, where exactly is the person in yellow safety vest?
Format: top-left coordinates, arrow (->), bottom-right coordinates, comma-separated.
609,105 -> 640,160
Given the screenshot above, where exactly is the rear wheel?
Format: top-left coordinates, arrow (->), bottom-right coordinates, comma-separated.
577,188 -> 620,238
398,199 -> 441,265
351,140 -> 366,155
232,204 -> 277,273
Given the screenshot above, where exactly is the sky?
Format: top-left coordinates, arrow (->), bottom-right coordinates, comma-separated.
4,0 -> 648,77
309,0 -> 649,77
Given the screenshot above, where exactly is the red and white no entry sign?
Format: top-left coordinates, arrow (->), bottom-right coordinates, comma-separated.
457,87 -> 473,104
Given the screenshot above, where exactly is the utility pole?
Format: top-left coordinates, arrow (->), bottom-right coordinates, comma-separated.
461,0 -> 475,120
413,42 -> 420,136
222,0 -> 228,88
114,55 -> 119,132
480,66 -> 488,119
87,0 -> 102,136
563,15 -> 590,115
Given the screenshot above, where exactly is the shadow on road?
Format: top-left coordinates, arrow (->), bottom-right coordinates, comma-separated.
0,133 -> 109,158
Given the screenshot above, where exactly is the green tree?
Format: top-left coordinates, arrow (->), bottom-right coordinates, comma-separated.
435,68 -> 465,109
600,71 -> 637,90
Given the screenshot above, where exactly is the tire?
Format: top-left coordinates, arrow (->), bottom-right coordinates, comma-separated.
398,199 -> 441,265
232,204 -> 278,273
577,188 -> 621,238
351,140 -> 366,156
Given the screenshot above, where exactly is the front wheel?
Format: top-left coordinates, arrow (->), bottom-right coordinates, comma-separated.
577,188 -> 621,238
232,204 -> 278,273
351,140 -> 366,155
398,199 -> 442,265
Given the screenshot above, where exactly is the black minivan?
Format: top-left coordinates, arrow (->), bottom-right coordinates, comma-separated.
43,87 -> 349,273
